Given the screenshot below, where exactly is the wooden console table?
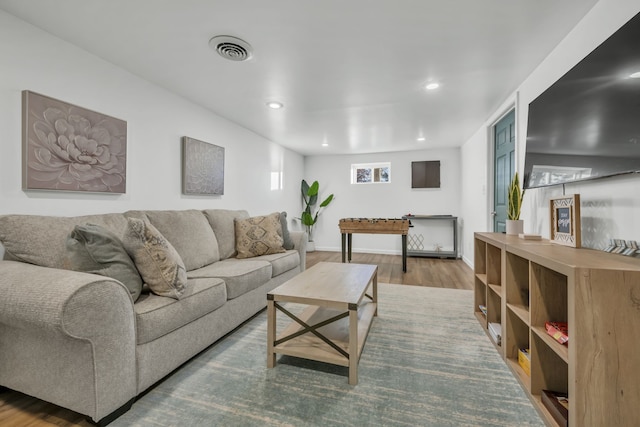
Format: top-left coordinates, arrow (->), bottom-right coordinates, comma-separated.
339,218 -> 409,272
402,214 -> 458,259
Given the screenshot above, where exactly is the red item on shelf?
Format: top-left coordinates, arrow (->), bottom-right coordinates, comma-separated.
545,321 -> 568,345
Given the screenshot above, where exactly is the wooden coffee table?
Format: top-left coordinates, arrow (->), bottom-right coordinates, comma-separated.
266,262 -> 378,385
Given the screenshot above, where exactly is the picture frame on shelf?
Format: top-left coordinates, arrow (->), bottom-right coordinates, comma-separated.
549,194 -> 581,248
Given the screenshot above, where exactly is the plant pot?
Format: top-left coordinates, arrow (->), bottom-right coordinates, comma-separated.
506,219 -> 524,236
306,241 -> 316,252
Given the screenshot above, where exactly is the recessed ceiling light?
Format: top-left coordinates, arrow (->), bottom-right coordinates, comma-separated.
417,137 -> 426,142
630,71 -> 640,79
322,143 -> 329,147
425,82 -> 440,90
266,101 -> 283,109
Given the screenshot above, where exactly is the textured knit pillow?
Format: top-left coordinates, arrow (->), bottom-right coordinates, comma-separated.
235,212 -> 286,259
279,212 -> 295,250
65,223 -> 143,302
122,217 -> 187,299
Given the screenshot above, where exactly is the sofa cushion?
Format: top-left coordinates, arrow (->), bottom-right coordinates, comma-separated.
279,212 -> 295,250
65,223 -> 143,302
138,210 -> 220,271
254,250 -> 300,277
187,258 -> 272,300
0,213 -> 128,269
122,218 -> 187,299
202,209 -> 249,259
235,212 -> 286,259
134,277 -> 227,344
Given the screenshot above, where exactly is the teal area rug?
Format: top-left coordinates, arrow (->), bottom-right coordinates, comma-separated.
112,284 -> 543,426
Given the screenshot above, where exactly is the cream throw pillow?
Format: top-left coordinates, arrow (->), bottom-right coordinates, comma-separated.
235,212 -> 286,259
122,217 -> 187,299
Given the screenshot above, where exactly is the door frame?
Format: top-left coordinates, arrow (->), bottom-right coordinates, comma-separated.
487,95 -> 519,232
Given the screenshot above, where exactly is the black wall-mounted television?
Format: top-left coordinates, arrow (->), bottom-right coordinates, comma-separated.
411,160 -> 440,188
523,11 -> 640,189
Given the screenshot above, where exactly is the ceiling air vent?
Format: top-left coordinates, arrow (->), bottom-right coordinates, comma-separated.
208,35 -> 253,61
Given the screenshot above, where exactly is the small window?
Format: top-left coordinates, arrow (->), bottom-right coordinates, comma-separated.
270,171 -> 283,191
351,162 -> 391,184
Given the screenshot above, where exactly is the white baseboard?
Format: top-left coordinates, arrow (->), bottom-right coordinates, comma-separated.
312,246 -> 471,264
313,246 -> 471,261
313,246 -> 403,256
461,255 -> 473,270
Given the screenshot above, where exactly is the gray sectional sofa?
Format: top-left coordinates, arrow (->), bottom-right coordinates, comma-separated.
0,209 -> 306,425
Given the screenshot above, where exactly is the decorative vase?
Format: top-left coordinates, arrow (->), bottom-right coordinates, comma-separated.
306,240 -> 316,252
506,219 -> 524,236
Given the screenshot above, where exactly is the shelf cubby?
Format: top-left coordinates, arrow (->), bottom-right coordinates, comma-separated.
530,332 -> 568,397
505,308 -> 531,388
486,243 -> 502,287
531,325 -> 568,363
487,286 -> 501,325
530,334 -> 569,427
506,251 -> 529,311
474,275 -> 487,326
473,238 -> 488,326
506,307 -> 530,357
473,238 -> 505,356
474,237 -> 487,275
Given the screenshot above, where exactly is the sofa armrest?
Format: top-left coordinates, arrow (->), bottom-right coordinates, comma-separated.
289,230 -> 307,271
0,261 -> 137,422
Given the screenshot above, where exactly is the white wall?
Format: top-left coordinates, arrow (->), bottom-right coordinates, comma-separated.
0,12 -> 304,223
460,124 -> 490,265
460,0 -> 640,266
304,148 -> 461,254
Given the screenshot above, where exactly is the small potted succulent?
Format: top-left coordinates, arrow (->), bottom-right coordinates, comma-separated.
506,172 -> 525,235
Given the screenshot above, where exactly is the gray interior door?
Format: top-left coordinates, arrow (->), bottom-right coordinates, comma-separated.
493,110 -> 515,232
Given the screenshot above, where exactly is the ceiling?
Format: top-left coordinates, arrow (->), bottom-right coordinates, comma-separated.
0,0 -> 599,156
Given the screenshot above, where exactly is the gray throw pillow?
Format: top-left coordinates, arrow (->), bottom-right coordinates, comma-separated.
122,217 -> 187,299
66,223 -> 143,302
279,212 -> 294,250
235,212 -> 286,259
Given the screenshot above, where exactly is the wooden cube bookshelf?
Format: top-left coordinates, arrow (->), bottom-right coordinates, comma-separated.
474,232 -> 640,426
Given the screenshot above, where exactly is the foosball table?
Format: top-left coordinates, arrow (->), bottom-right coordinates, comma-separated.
338,218 -> 410,272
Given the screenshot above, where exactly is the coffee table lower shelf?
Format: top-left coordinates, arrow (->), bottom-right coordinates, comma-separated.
269,300 -> 376,384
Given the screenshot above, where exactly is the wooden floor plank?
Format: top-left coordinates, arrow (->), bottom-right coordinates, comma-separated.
306,251 -> 473,290
0,251 -> 473,426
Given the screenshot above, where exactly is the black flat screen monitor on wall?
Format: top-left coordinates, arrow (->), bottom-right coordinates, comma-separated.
412,160 -> 440,188
523,11 -> 640,189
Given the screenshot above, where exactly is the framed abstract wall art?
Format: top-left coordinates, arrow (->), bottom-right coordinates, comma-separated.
549,194 -> 581,248
22,90 -> 127,193
182,136 -> 224,195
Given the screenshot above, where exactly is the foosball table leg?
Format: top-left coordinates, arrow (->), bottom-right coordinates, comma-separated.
402,234 -> 407,272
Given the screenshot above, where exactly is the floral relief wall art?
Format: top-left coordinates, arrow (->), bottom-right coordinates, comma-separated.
22,90 -> 127,193
182,137 -> 224,195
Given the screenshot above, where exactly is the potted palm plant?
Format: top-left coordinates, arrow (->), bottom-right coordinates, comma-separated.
299,179 -> 334,251
506,172 -> 525,235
